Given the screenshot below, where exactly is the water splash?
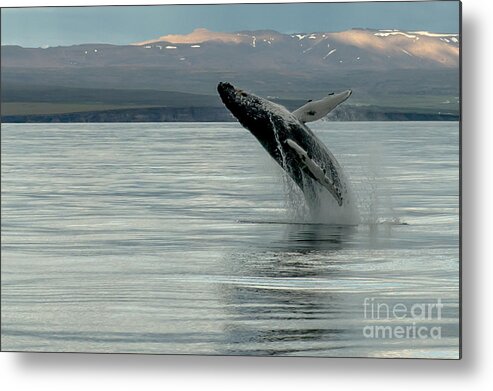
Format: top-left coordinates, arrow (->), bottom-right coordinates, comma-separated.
354,142 -> 402,226
269,115 -> 310,221
269,115 -> 359,226
268,116 -> 401,227
305,179 -> 360,225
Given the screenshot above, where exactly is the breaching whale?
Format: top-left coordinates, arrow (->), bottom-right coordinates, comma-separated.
217,82 -> 353,208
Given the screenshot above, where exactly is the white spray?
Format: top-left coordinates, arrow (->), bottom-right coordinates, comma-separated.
269,114 -> 360,226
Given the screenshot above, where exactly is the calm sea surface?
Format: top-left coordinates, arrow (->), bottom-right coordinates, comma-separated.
1,122 -> 460,358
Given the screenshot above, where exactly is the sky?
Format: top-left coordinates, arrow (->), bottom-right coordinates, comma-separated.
1,1 -> 460,48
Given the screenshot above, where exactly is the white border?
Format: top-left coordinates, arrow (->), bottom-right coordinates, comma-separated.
2,0 -> 493,389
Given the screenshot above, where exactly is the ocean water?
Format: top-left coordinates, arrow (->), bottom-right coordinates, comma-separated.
1,121 -> 460,358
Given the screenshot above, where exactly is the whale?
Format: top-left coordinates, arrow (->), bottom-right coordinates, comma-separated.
217,82 -> 354,208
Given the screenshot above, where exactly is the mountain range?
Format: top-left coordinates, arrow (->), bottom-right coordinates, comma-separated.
1,28 -> 460,122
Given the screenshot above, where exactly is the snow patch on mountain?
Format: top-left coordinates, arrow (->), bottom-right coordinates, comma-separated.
323,49 -> 337,59
410,31 -> 459,38
375,31 -> 417,39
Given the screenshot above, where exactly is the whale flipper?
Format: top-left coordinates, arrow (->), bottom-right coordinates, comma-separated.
292,89 -> 352,123
286,139 -> 343,205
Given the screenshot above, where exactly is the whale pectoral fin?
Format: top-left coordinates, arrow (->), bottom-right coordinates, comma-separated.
292,102 -> 318,123
286,139 -> 343,206
292,90 -> 352,123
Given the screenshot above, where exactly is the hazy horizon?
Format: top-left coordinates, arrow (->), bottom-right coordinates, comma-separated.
1,2 -> 460,48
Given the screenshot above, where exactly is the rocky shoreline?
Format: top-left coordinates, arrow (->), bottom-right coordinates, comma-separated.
2,106 -> 459,123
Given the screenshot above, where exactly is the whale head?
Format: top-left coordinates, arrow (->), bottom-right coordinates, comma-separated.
217,82 -> 297,151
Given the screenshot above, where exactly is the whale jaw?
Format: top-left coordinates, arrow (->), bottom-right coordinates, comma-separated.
217,82 -> 258,122
217,82 -> 276,132
217,82 -> 293,145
